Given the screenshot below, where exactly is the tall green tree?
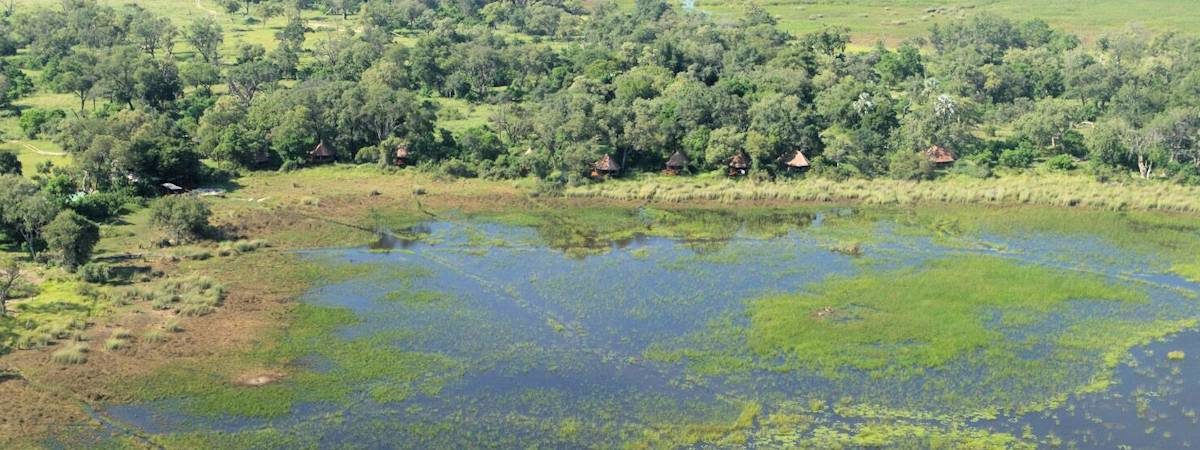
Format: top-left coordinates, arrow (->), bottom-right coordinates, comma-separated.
44,210 -> 99,271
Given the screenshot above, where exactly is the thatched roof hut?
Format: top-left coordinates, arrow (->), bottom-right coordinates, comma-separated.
728,151 -> 750,176
729,152 -> 750,169
593,154 -> 620,174
925,145 -> 956,165
667,150 -> 689,168
394,144 -> 410,166
309,141 -> 335,163
779,149 -> 810,170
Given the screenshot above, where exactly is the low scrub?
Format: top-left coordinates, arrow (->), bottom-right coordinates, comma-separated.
51,344 -> 89,365
104,337 -> 128,351
121,277 -> 225,317
565,174 -> 1200,213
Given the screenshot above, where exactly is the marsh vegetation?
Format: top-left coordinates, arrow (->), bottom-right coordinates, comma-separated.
62,204 -> 1200,448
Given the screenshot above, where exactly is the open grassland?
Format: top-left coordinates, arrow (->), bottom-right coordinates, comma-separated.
566,172 -> 1200,213
693,0 -> 1200,46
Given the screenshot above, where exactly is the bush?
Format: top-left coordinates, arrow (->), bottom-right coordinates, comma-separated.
438,157 -> 478,178
354,146 -> 380,164
51,344 -> 89,364
18,108 -> 65,139
79,263 -> 116,284
104,338 -> 128,351
998,145 -> 1037,169
948,159 -> 992,179
149,196 -> 212,244
44,210 -> 100,272
1045,154 -> 1076,172
143,329 -> 167,343
0,150 -> 20,176
70,191 -> 134,221
887,150 -> 934,181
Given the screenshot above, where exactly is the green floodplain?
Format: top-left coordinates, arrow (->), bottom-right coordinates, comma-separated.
44,203 -> 1200,449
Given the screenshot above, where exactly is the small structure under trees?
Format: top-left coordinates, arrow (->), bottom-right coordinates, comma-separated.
728,151 -> 750,176
394,144 -> 411,167
309,141 -> 335,164
778,149 -> 811,172
925,145 -> 956,166
664,151 -> 689,175
252,150 -> 271,167
591,154 -> 620,178
159,183 -> 186,195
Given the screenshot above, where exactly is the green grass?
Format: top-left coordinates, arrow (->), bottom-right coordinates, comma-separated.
1,278 -> 102,353
103,337 -> 128,351
693,0 -> 1200,46
50,343 -> 89,365
745,255 -> 1145,377
114,252 -> 463,418
566,172 -> 1200,214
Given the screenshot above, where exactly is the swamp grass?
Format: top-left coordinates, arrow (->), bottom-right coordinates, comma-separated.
747,255 -> 1145,377
565,173 -> 1200,214
67,200 -> 1200,448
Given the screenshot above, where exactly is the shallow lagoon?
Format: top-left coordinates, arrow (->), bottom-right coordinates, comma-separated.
97,206 -> 1200,448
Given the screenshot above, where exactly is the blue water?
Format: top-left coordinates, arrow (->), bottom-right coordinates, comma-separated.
94,209 -> 1200,448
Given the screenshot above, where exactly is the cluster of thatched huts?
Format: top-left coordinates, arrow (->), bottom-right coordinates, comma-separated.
301,139 -> 957,179
305,141 -> 412,166
590,145 -> 956,179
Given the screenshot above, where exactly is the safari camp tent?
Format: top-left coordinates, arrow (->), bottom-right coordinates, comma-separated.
728,151 -> 750,176
664,150 -> 689,175
779,149 -> 811,171
394,144 -> 410,167
925,145 -> 956,166
309,141 -> 335,164
591,154 -> 620,178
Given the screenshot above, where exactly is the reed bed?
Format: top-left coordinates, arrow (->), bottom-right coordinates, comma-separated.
565,174 -> 1200,213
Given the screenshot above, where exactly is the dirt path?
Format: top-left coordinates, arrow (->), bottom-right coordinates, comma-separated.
194,0 -> 218,16
11,140 -> 66,156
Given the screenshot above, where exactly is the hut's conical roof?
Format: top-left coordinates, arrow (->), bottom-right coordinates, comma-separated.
925,145 -> 955,163
780,149 -> 810,168
594,154 -> 620,172
729,152 -> 750,169
666,150 -> 689,168
310,141 -> 334,157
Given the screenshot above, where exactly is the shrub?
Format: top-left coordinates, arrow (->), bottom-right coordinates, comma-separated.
70,191 -> 134,221
998,145 -> 1038,169
164,318 -> 183,333
217,239 -> 268,256
51,344 -> 89,364
18,108 -> 65,139
149,196 -> 212,244
44,210 -> 100,272
79,263 -> 116,284
104,338 -> 128,351
141,276 -> 225,317
0,150 -> 20,176
111,328 -> 132,339
354,146 -> 380,164
887,150 -> 934,180
143,329 -> 167,343
1168,350 -> 1185,361
1045,154 -> 1076,172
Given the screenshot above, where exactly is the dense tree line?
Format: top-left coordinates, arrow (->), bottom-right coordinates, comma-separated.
3,0 -> 1200,195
